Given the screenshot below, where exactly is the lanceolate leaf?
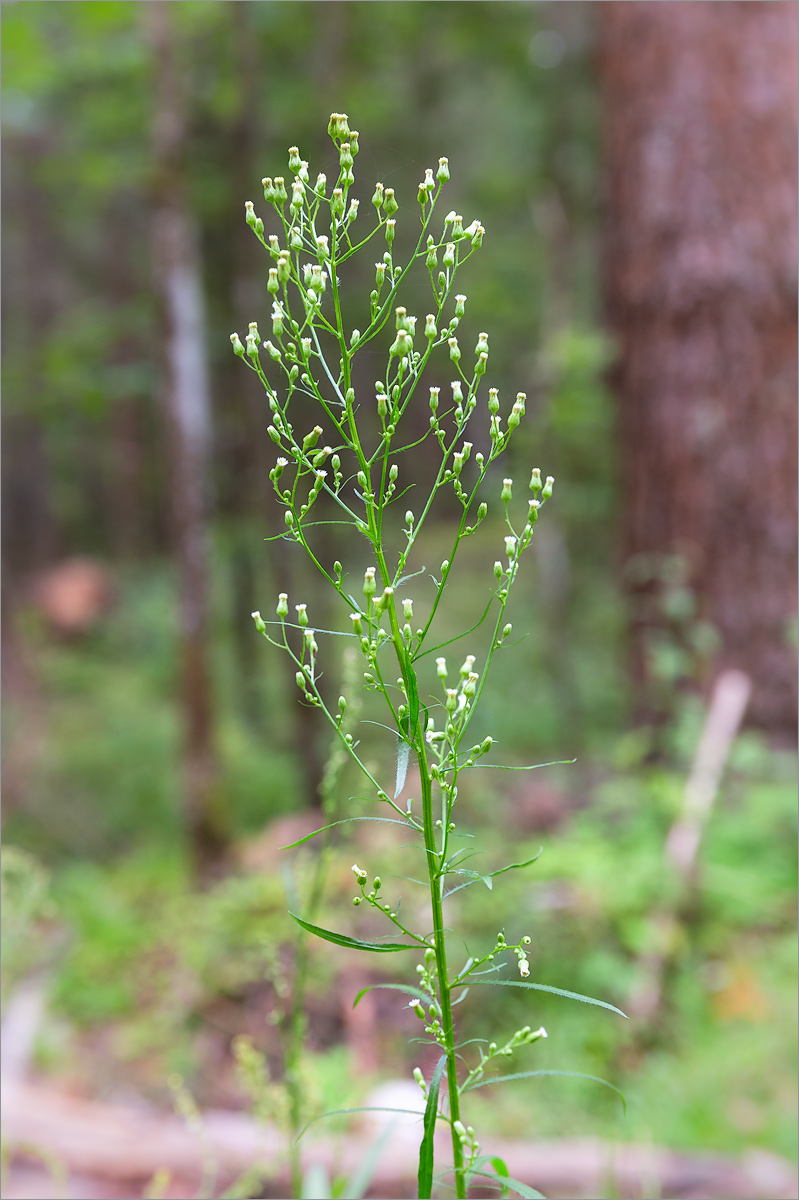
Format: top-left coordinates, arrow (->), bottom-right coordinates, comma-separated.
466,979 -> 628,1017
467,1169 -> 544,1199
418,1055 -> 446,1199
289,914 -> 415,953
280,815 -> 416,849
352,982 -> 429,1009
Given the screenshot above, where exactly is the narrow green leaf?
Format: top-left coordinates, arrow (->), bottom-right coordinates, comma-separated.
488,849 -> 543,878
468,1169 -> 544,1199
289,914 -> 415,953
394,737 -> 411,798
281,815 -> 415,849
462,1069 -> 627,1114
466,979 -> 628,1017
418,1055 -> 446,1199
352,982 -> 428,1009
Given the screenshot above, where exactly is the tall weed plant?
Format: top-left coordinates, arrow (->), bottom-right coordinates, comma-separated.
234,114 -> 623,1199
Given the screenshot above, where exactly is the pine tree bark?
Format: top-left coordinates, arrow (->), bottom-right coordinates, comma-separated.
599,1 -> 798,734
147,0 -> 228,871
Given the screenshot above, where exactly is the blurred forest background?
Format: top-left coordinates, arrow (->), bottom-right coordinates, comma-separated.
1,2 -> 797,1198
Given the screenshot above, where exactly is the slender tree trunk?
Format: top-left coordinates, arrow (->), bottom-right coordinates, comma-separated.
147,0 -> 228,872
599,1 -> 798,735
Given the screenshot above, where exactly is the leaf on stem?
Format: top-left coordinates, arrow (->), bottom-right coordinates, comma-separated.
289,913 -> 415,953
417,1054 -> 446,1199
466,1168 -> 544,1199
466,979 -> 628,1017
352,982 -> 429,1009
280,815 -> 417,849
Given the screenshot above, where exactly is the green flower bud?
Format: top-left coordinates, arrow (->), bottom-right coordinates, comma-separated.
245,201 -> 257,228
448,337 -> 461,362
339,142 -> 353,168
451,214 -> 464,239
375,261 -> 386,287
501,478 -> 513,503
385,219 -> 395,245
494,561 -> 503,581
363,567 -> 376,598
390,329 -> 413,358
277,253 -> 291,284
471,223 -> 485,248
481,735 -> 493,753
349,129 -> 359,154
327,112 -> 350,141
475,351 -> 488,377
295,670 -> 306,689
295,603 -> 308,627
268,426 -> 281,444
262,177 -> 275,202
454,294 -> 467,317
267,268 -> 279,295
429,387 -> 440,412
475,332 -> 489,355
371,182 -> 384,209
314,172 -> 327,195
273,177 -> 287,204
383,188 -> 398,216
230,333 -> 245,357
443,243 -> 456,268
424,314 -> 437,340
331,187 -> 345,217
288,146 -> 301,172
543,475 -> 554,499
276,593 -> 289,618
284,509 -> 295,526
251,610 -> 266,633
477,502 -> 487,522
488,388 -> 500,413
426,240 -> 438,269
268,234 -> 280,258
437,156 -> 450,182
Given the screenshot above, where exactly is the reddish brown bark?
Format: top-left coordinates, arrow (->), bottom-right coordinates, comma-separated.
599,1 -> 798,734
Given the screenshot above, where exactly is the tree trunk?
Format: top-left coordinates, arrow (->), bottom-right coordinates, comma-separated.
599,1 -> 798,735
147,0 -> 228,872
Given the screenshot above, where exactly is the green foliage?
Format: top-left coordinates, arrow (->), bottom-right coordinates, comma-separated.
1,845 -> 56,1003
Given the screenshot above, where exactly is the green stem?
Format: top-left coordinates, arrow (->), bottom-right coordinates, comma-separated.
417,730 -> 467,1198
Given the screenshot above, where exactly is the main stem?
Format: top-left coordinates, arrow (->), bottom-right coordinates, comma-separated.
418,733 -> 467,1198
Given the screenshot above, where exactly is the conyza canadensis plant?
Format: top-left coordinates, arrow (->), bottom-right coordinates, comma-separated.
233,113 -> 625,1200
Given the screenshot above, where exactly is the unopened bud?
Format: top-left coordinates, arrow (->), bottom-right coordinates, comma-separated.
501,478 -> 513,502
